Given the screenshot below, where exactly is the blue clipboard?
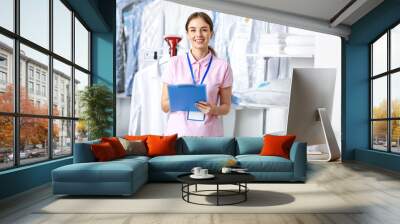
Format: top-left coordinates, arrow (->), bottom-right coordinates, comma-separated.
168,84 -> 207,112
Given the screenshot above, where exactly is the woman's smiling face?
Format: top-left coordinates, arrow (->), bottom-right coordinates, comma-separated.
186,17 -> 213,51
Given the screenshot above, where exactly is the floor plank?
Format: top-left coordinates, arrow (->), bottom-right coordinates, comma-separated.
1,161 -> 400,224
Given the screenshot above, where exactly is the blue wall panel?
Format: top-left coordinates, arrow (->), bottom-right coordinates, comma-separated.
0,158 -> 72,199
92,33 -> 114,88
92,32 -> 115,135
349,0 -> 400,45
66,0 -> 110,32
343,44 -> 369,160
355,148 -> 400,172
344,0 -> 400,171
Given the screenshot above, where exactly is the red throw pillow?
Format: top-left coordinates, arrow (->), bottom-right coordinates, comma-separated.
260,135 -> 296,159
101,137 -> 127,158
146,134 -> 178,157
91,142 -> 117,161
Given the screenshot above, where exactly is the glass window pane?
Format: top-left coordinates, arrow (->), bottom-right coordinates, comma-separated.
0,35 -> 14,112
75,18 -> 89,70
392,24 -> 400,70
53,119 -> 72,158
53,0 -> 72,60
372,33 -> 387,76
372,121 -> 388,151
372,77 -> 387,119
391,120 -> 400,153
20,44 -> 49,115
74,69 -> 89,118
391,72 -> 400,118
0,0 -> 14,31
75,120 -> 88,143
53,59 -> 72,117
20,0 -> 49,49
20,117 -> 49,165
0,116 -> 14,170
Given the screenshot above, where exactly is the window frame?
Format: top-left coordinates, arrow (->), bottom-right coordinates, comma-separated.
370,21 -> 400,154
0,0 -> 92,171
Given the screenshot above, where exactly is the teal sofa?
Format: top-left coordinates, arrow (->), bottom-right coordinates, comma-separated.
52,137 -> 307,196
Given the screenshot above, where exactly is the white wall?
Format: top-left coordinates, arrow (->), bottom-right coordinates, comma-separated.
314,33 -> 342,149
116,95 -> 131,136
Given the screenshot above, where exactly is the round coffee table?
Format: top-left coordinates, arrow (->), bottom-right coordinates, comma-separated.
177,173 -> 255,206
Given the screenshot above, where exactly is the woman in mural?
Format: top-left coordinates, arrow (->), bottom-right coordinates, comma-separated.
161,12 -> 233,136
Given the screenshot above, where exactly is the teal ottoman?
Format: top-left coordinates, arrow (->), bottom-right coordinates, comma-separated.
52,156 -> 148,196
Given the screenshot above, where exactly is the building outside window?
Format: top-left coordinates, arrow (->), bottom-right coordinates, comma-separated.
35,70 -> 40,81
0,71 -> 6,84
41,73 -> 46,83
28,66 -> 34,79
54,89 -> 58,104
0,54 -> 7,67
28,81 -> 34,94
42,85 -> 46,97
35,83 -> 40,95
0,54 -> 7,88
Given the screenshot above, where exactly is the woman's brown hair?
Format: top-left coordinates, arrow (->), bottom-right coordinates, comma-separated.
185,12 -> 216,56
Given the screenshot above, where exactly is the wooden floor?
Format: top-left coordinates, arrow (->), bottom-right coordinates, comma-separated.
1,161 -> 400,224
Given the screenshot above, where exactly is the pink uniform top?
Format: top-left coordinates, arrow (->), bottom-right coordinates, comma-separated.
162,51 -> 233,137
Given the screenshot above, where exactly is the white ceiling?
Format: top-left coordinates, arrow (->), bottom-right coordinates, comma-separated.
168,0 -> 384,38
226,0 -> 352,23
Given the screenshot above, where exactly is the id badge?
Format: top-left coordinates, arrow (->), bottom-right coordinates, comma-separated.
187,111 -> 205,121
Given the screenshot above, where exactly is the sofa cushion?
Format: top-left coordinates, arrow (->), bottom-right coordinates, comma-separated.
236,137 -> 263,155
124,135 -> 148,142
177,137 -> 236,155
147,134 -> 177,157
115,155 -> 150,163
101,137 -> 127,158
148,154 -> 235,172
53,158 -> 147,183
260,135 -> 296,159
119,138 -> 147,156
91,142 -> 118,161
73,139 -> 100,163
236,155 -> 293,172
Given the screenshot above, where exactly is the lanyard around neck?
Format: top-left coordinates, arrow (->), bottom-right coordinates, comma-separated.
186,52 -> 213,85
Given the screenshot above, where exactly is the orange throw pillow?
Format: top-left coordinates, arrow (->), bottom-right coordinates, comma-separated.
146,134 -> 178,157
260,135 -> 296,159
101,137 -> 127,158
91,142 -> 117,161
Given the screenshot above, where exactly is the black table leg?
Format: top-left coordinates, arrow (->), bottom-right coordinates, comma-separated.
179,182 -> 251,206
187,184 -> 190,202
245,183 -> 247,201
181,184 -> 183,199
217,184 -> 219,206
